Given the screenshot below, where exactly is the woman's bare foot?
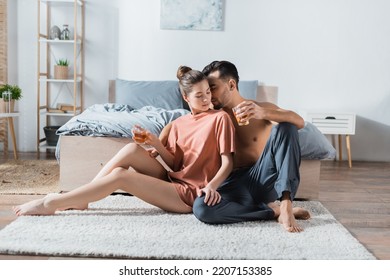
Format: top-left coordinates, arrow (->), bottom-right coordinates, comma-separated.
278,199 -> 303,233
13,193 -> 89,216
13,197 -> 57,216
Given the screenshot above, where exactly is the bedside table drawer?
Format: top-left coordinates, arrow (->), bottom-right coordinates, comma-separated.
306,113 -> 356,135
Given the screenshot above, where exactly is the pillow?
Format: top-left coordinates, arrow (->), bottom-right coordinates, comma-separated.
299,122 -> 336,160
115,79 -> 258,111
115,79 -> 189,110
238,80 -> 258,100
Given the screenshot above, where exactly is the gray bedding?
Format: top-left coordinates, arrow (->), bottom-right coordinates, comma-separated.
57,103 -> 189,138
56,104 -> 335,161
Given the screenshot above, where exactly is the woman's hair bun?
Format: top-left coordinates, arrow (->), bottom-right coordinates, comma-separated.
177,65 -> 192,80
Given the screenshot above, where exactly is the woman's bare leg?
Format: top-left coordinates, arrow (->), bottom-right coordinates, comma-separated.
14,168 -> 192,216
63,144 -> 167,210
93,143 -> 162,181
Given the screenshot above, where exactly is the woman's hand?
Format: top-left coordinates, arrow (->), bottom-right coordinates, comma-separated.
146,148 -> 159,158
132,125 -> 160,147
144,131 -> 160,147
197,185 -> 221,206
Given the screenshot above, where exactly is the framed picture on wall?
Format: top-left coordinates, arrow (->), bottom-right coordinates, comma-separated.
160,0 -> 224,31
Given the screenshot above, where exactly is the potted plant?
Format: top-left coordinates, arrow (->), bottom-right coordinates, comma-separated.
54,58 -> 69,79
0,83 -> 22,113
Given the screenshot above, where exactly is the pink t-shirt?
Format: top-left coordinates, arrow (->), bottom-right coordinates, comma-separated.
166,110 -> 235,207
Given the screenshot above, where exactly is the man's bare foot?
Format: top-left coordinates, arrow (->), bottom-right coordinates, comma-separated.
268,203 -> 310,220
267,202 -> 281,218
13,197 -> 56,216
278,199 -> 303,233
293,207 -> 310,220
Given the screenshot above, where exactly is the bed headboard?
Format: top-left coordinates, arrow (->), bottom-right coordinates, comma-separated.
108,79 -> 278,105
257,85 -> 278,104
109,80 -> 116,103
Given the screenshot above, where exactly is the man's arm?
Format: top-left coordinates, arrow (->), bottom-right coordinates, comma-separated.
235,101 -> 305,129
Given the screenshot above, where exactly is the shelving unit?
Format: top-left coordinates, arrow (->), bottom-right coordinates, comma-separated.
37,0 -> 84,152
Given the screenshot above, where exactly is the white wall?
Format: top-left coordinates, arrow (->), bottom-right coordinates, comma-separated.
10,0 -> 390,161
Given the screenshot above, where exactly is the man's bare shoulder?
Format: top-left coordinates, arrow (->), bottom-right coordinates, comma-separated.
253,100 -> 279,109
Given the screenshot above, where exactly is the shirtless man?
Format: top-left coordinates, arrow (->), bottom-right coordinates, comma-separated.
192,60 -> 310,232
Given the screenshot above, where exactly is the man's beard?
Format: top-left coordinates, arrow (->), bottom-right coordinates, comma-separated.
212,103 -> 222,110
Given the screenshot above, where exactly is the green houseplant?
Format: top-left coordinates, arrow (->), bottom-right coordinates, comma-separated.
54,58 -> 70,79
57,58 -> 69,66
0,83 -> 22,113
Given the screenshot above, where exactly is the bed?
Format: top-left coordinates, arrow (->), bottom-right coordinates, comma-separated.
58,79 -> 335,200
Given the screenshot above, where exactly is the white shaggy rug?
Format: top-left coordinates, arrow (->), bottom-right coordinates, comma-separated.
0,195 -> 375,260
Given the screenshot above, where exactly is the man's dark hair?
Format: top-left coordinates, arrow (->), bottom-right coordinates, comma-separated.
202,60 -> 240,85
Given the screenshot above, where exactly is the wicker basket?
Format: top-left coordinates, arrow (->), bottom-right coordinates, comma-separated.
54,65 -> 69,79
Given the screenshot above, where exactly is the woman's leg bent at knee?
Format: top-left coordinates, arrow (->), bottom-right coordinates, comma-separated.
93,143 -> 167,181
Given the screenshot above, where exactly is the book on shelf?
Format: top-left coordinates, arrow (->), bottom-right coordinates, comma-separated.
48,108 -> 65,113
57,103 -> 76,112
47,104 -> 77,113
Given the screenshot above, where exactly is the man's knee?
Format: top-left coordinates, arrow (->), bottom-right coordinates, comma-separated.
276,122 -> 298,136
274,122 -> 299,145
193,197 -> 218,224
272,122 -> 301,160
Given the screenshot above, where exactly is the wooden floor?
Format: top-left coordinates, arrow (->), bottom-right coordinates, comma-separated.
0,152 -> 389,260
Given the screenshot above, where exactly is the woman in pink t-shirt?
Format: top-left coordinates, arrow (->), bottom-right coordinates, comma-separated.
14,66 -> 235,216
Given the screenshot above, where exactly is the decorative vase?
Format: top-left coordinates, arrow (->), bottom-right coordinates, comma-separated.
50,25 -> 61,40
61,24 -> 70,40
54,65 -> 69,80
0,99 -> 15,113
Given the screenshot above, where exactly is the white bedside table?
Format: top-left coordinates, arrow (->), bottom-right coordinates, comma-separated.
306,112 -> 356,168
